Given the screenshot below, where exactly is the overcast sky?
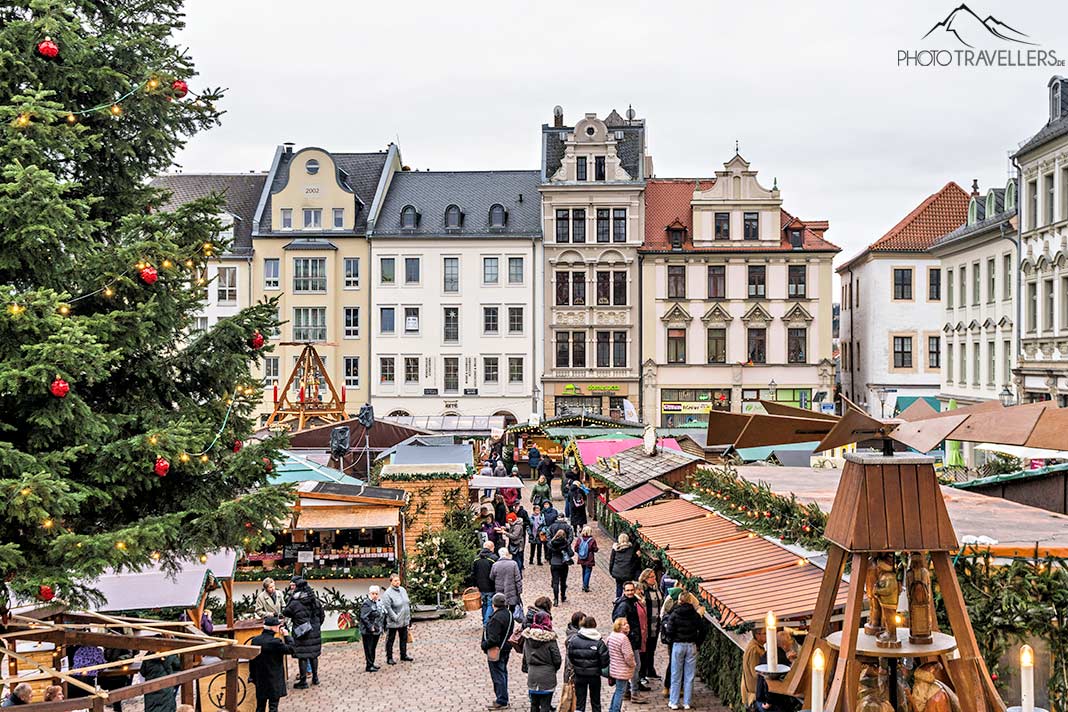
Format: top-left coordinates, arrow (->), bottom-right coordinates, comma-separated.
174,0 -> 1068,265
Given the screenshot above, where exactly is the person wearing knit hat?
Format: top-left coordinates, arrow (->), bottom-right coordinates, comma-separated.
503,510 -> 527,573
522,610 -> 561,712
248,614 -> 294,712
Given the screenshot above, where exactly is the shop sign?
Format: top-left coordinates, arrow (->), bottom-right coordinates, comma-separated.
561,383 -> 622,395
464,388 -> 479,396
423,388 -> 439,396
662,401 -> 715,414
587,384 -> 621,392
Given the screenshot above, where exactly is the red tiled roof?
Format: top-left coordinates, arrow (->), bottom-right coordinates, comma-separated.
642,178 -> 840,253
838,182 -> 969,272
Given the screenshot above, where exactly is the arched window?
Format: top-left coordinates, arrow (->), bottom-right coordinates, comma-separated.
968,198 -> 979,225
492,410 -> 518,428
1005,180 -> 1017,211
387,409 -> 411,418
400,205 -> 418,229
489,204 -> 506,228
305,159 -> 320,175
986,192 -> 996,218
445,205 -> 463,229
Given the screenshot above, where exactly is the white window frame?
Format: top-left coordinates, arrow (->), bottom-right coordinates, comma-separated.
403,356 -> 420,384
508,356 -> 524,384
343,356 -> 360,388
508,257 -> 524,284
263,356 -> 279,386
280,208 -> 293,230
216,266 -> 237,304
380,306 -> 396,335
443,256 -> 460,294
483,306 -> 499,335
507,306 -> 524,334
380,257 -> 396,285
483,356 -> 499,384
293,306 -> 327,342
344,257 -> 360,289
263,258 -> 280,290
404,306 -> 420,334
333,208 -> 345,229
303,208 -> 322,229
380,356 -> 396,384
293,257 -> 327,293
404,257 -> 421,285
483,257 -> 499,285
343,306 -> 360,339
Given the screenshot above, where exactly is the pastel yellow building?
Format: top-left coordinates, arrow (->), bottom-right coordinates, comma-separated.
251,143 -> 400,422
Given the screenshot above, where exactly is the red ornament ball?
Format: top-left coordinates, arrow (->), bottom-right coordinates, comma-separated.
37,37 -> 59,58
50,377 -> 70,398
232,440 -> 243,453
140,265 -> 159,285
38,584 -> 55,602
154,457 -> 170,477
262,457 -> 273,472
171,79 -> 188,98
250,331 -> 264,349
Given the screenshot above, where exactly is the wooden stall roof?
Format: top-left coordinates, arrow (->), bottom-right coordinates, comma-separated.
621,498 -> 706,528
296,480 -> 407,505
731,464 -> 1068,551
701,562 -> 847,628
586,445 -> 701,491
619,499 -> 848,625
607,482 -> 669,512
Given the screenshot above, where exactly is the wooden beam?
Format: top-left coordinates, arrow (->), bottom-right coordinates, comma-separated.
0,646 -> 102,697
781,545 -> 847,696
825,553 -> 868,712
107,659 -> 237,703
180,654 -> 195,706
225,663 -> 239,711
930,552 -> 1005,712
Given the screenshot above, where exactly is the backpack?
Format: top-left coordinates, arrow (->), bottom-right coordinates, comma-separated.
537,524 -> 549,542
577,536 -> 592,560
571,489 -> 586,508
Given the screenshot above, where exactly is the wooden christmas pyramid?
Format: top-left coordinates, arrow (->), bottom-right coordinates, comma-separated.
265,343 -> 348,430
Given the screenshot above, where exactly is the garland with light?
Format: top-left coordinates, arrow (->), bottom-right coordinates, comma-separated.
690,465 -> 828,550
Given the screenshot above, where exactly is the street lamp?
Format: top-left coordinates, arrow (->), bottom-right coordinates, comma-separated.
768,378 -> 778,401
876,387 -> 889,419
999,385 -> 1015,408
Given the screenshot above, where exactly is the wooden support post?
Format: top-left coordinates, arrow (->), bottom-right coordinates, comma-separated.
825,553 -> 868,712
930,552 -> 1005,712
224,663 -> 239,711
780,545 -> 847,696
221,579 -> 235,629
179,654 -> 195,706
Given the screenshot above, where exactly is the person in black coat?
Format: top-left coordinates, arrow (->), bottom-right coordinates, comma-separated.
359,586 -> 387,672
611,582 -> 644,652
566,615 -> 610,712
281,577 -> 325,688
471,544 -> 499,625
140,654 -> 180,712
248,616 -> 295,712
481,593 -> 515,710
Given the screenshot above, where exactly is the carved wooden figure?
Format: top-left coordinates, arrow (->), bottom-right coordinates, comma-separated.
864,555 -> 884,636
909,662 -> 961,712
873,556 -> 902,648
857,663 -> 894,712
906,552 -> 934,645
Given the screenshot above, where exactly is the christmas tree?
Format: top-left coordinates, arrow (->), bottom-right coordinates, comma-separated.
0,0 -> 291,610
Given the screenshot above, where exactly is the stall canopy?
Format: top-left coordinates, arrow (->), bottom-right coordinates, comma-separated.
389,443 -> 474,468
584,445 -> 701,491
86,550 -> 238,612
382,415 -> 506,435
575,438 -> 682,469
607,482 -> 668,512
543,427 -> 645,439
293,506 -> 400,530
619,500 -> 848,626
271,450 -> 363,486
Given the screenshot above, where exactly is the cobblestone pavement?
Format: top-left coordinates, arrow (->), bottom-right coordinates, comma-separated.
122,491 -> 731,712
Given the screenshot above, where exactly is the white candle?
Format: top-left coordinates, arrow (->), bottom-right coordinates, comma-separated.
766,611 -> 779,673
811,648 -> 825,712
1021,644 -> 1035,712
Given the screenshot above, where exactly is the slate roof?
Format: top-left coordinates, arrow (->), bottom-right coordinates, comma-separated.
931,206 -> 1017,251
641,178 -> 840,253
838,181 -> 969,271
371,170 -> 541,238
1015,114 -> 1068,158
541,113 -> 646,181
149,173 -> 267,255
258,148 -> 389,235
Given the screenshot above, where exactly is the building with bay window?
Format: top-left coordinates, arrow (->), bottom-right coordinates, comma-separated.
838,181 -> 969,417
367,170 -> 542,424
1012,76 -> 1068,405
640,154 -> 838,425
540,107 -> 651,418
250,143 -> 400,421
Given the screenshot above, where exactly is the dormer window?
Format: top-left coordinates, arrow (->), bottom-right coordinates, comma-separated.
400,205 -> 418,229
445,204 -> 463,230
986,192 -> 996,218
489,204 -> 507,228
305,159 -> 320,175
1052,80 -> 1063,122
968,198 -> 979,225
1005,180 -> 1016,211
789,229 -> 803,248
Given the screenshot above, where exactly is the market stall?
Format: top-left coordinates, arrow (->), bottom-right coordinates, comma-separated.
506,413 -> 643,477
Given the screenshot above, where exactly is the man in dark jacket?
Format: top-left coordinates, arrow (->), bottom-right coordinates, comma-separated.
281,577 -> 325,688
481,593 -> 515,710
566,615 -> 610,712
612,581 -> 648,698
140,654 -> 181,712
248,616 -> 295,712
471,542 -> 499,626
537,454 -> 555,488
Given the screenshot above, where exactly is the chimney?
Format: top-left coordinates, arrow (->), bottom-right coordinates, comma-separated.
971,179 -> 979,197
283,142 -> 295,155
553,105 -> 564,128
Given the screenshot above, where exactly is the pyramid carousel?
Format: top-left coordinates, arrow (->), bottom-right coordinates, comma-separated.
706,398 -> 1067,712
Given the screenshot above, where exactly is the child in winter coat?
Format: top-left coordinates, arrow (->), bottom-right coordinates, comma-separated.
522,611 -> 562,712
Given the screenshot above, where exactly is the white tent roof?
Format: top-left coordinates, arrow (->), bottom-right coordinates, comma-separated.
975,443 -> 1068,460
87,550 -> 238,612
